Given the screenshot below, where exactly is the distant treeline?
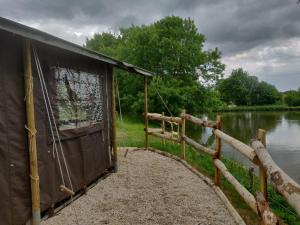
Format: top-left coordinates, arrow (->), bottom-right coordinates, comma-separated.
217,68 -> 300,108
85,16 -> 300,115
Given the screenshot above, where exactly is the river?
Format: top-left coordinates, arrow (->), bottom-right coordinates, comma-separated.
186,111 -> 300,183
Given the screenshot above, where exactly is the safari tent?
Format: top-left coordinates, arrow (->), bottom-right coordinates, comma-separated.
0,17 -> 152,225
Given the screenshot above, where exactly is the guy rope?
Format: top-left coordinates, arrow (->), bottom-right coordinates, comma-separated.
33,46 -> 79,224
153,81 -> 179,143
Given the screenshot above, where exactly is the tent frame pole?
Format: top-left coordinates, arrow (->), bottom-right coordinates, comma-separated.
111,68 -> 118,172
23,39 -> 41,225
144,76 -> 148,149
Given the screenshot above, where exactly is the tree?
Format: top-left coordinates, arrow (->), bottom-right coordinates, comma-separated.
217,68 -> 254,105
86,16 -> 225,115
217,68 -> 279,106
284,90 -> 300,106
85,33 -> 121,57
250,81 -> 280,105
116,16 -> 224,83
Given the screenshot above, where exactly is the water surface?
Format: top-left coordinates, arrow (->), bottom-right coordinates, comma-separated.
186,111 -> 300,183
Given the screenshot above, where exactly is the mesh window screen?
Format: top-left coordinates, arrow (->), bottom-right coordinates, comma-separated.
54,67 -> 104,130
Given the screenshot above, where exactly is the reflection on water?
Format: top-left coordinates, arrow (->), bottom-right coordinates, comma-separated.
186,111 -> 300,183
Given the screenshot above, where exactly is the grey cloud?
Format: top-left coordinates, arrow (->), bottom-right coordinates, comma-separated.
0,0 -> 299,90
260,70 -> 300,91
194,1 -> 299,51
1,0 -> 299,51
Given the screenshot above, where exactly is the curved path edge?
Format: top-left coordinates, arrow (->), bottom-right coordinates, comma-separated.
135,147 -> 247,225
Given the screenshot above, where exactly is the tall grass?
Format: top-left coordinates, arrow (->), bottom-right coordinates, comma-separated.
117,116 -> 300,225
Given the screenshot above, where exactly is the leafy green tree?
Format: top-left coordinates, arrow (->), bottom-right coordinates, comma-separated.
86,33 -> 121,57
217,68 -> 254,105
217,68 -> 279,106
250,81 -> 280,105
117,16 -> 224,83
284,90 -> 300,106
86,16 -> 225,115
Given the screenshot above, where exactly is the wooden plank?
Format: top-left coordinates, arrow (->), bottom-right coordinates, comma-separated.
214,159 -> 258,214
59,185 -> 75,196
182,113 -> 217,128
214,129 -> 259,164
147,113 -> 182,124
251,140 -> 300,216
182,135 -> 215,156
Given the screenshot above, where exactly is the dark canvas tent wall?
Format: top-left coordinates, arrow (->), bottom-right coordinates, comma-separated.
0,17 -> 152,225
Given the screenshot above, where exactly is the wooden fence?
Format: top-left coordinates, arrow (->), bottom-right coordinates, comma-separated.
145,111 -> 300,224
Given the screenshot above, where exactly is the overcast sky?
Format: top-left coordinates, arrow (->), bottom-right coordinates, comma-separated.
1,0 -> 300,91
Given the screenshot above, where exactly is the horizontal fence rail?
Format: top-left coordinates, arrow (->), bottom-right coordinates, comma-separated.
182,135 -> 215,156
147,113 -> 182,124
144,111 -> 300,224
213,129 -> 259,164
213,159 -> 258,214
181,113 -> 217,128
148,129 -> 180,143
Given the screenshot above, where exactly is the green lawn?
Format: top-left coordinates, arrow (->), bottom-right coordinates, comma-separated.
116,115 -> 300,225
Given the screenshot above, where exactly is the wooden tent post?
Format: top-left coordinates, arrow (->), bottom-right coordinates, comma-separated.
23,40 -> 40,225
214,115 -> 222,186
258,129 -> 267,199
144,76 -> 148,149
181,109 -> 186,160
112,69 -> 118,172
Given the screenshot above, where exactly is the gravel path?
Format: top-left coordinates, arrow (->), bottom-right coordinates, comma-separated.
42,148 -> 236,225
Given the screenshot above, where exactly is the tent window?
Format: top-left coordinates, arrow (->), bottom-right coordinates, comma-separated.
54,67 -> 104,130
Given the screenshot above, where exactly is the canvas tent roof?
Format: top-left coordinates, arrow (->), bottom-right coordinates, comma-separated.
0,16 -> 153,77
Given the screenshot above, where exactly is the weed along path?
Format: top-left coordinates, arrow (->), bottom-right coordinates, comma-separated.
42,148 -> 236,225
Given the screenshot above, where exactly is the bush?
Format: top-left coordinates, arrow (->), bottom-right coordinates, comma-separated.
284,90 -> 300,106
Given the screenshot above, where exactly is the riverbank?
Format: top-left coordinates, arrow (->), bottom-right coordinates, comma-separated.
213,105 -> 300,112
117,116 -> 300,225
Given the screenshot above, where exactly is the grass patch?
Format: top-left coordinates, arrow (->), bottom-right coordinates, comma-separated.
214,105 -> 300,112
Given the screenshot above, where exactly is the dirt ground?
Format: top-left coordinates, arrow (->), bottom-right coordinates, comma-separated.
42,148 -> 236,225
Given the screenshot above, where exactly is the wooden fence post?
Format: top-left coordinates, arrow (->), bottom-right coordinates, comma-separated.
258,129 -> 268,199
144,76 -> 148,149
23,40 -> 40,225
214,115 -> 222,186
181,110 -> 186,160
161,112 -> 165,145
111,69 -> 118,172
252,139 -> 300,216
248,167 -> 254,193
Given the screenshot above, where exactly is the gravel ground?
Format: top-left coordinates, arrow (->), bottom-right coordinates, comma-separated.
42,148 -> 236,225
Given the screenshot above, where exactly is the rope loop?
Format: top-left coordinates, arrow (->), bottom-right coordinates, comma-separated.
32,45 -> 73,190
29,174 -> 39,181
25,125 -> 37,137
